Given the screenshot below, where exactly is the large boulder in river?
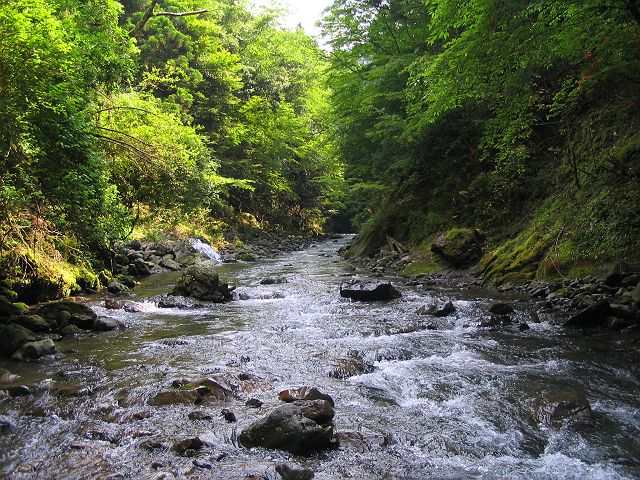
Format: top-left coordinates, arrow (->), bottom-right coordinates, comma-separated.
171,265 -> 233,303
431,228 -> 484,267
0,323 -> 37,357
238,403 -> 336,455
340,281 -> 401,301
34,301 -> 97,330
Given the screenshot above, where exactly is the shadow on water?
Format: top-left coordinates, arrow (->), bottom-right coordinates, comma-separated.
1,236 -> 639,479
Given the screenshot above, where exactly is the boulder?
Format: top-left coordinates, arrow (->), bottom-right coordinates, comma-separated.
11,339 -> 55,361
132,258 -> 152,276
275,464 -> 315,480
172,437 -> 204,455
93,317 -> 125,332
160,258 -> 181,272
416,301 -> 455,317
0,416 -> 16,433
293,400 -> 334,425
328,359 -> 374,379
565,301 -> 611,328
9,314 -> 51,333
533,390 -> 592,426
0,324 -> 37,357
489,302 -> 515,316
431,228 -> 484,267
35,301 -> 97,329
149,378 -> 233,406
339,282 -> 401,301
171,265 -> 234,303
107,280 -> 129,295
278,387 -> 335,407
238,404 -> 335,455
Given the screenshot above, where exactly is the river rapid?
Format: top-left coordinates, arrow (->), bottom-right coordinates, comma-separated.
1,236 -> 639,479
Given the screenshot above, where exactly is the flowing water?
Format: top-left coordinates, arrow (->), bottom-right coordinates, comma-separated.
1,236 -> 639,479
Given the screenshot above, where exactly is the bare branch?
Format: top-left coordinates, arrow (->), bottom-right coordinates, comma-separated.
94,126 -> 155,148
89,133 -> 156,159
155,9 -> 211,18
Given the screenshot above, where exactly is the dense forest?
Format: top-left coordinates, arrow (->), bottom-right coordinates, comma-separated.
0,0 -> 344,299
1,0 -> 640,301
324,0 -> 640,283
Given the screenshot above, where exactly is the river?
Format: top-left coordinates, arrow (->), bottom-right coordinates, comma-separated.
1,236 -> 639,479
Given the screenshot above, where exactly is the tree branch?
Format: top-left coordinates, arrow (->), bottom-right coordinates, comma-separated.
155,9 -> 210,18
129,0 -> 212,38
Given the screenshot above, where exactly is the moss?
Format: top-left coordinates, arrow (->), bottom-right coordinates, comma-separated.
402,257 -> 441,275
236,252 -> 256,262
12,302 -> 29,312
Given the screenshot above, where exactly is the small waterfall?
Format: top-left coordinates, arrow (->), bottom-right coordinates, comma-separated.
189,238 -> 222,263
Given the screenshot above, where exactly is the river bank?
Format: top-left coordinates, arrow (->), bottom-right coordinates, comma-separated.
1,236 -> 639,479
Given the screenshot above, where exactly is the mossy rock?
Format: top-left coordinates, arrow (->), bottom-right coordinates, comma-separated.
431,228 -> 485,268
236,252 -> 256,262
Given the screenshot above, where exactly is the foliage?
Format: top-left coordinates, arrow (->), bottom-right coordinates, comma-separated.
323,0 -> 640,277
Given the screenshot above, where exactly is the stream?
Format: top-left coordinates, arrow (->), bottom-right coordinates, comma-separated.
1,236 -> 639,479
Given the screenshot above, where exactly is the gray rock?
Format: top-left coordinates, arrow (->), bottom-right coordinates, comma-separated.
339,281 -> 401,301
133,258 -> 152,276
238,404 -> 335,455
12,339 -> 55,360
94,317 -> 125,332
107,279 -> 129,295
35,301 -> 96,324
160,258 -> 181,271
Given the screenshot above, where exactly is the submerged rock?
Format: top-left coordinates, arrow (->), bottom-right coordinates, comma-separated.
150,377 -> 233,407
275,463 -> 315,480
533,390 -> 592,426
489,302 -> 515,316
278,387 -> 335,407
416,301 -> 456,317
238,404 -> 335,455
339,281 -> 401,301
172,437 -> 204,455
328,358 -> 374,379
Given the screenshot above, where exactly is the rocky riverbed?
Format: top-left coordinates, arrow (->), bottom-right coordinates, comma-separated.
1,235 -> 639,479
